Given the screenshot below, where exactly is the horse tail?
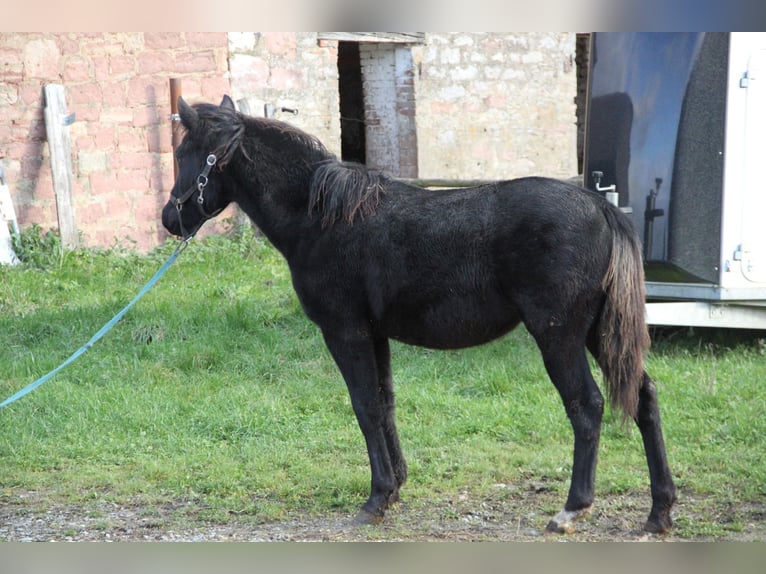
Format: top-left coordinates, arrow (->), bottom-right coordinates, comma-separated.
596,203 -> 650,424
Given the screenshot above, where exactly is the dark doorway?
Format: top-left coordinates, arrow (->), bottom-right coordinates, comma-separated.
337,41 -> 366,164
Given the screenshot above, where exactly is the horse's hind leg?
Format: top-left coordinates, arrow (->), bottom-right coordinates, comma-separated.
534,335 -> 605,534
635,371 -> 677,533
585,333 -> 676,533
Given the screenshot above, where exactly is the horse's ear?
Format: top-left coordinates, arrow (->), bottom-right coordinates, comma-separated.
178,97 -> 198,131
220,95 -> 236,111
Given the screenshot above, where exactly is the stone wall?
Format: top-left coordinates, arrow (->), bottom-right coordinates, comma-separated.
413,33 -> 577,180
227,33 -> 341,153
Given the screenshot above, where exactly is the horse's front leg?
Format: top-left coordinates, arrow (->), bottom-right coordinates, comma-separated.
373,336 -> 407,496
323,330 -> 399,523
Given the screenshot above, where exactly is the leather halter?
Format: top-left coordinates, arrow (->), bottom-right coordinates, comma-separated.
172,153 -> 224,238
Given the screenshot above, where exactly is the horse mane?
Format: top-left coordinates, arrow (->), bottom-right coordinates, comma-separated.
188,102 -> 247,167
249,117 -> 330,166
308,160 -> 388,228
189,103 -> 330,169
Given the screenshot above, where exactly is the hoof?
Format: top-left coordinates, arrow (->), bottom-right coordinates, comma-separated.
643,515 -> 673,534
353,489 -> 400,526
545,506 -> 592,534
644,499 -> 676,534
353,509 -> 384,526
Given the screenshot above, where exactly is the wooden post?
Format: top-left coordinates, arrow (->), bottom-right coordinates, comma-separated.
43,84 -> 78,249
169,78 -> 183,178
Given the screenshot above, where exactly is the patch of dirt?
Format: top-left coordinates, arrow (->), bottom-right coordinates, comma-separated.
1,486 -> 764,541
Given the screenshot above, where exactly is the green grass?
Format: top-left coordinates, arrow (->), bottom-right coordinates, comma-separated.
1,226 -> 765,537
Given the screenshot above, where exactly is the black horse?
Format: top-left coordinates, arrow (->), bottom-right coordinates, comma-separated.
162,96 -> 676,534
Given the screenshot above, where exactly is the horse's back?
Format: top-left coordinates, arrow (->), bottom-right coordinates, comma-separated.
380,176 -> 613,283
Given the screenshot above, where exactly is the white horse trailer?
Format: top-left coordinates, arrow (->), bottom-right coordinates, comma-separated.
0,160 -> 20,266
584,32 -> 766,329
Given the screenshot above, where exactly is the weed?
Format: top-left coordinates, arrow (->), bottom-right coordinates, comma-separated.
11,224 -> 65,270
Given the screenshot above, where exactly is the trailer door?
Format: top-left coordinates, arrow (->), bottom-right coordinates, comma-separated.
742,48 -> 766,284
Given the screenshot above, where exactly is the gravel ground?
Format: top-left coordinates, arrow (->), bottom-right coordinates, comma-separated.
2,486 -> 765,542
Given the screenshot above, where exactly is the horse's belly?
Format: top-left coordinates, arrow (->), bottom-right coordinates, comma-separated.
380,298 -> 520,350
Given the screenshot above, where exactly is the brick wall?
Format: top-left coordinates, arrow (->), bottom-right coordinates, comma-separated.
413,33 -> 577,180
1,32 -> 578,253
0,33 -> 231,252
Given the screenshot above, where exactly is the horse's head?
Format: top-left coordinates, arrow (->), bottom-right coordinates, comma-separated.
162,95 -> 244,239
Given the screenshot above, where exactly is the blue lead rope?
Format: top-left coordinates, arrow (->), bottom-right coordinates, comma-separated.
0,238 -> 191,409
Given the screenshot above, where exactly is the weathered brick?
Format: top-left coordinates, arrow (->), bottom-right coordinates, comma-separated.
62,55 -> 92,82
78,150 -> 109,173
20,155 -> 44,179
186,32 -> 227,49
134,196 -> 162,223
201,75 -> 232,100
269,68 -> 305,90
104,193 -> 133,215
57,34 -> 81,56
114,150 -> 150,170
174,50 -> 217,74
229,54 -> 269,84
264,33 -> 297,58
0,84 -> 18,107
0,122 -> 12,146
101,82 -> 127,107
77,201 -> 106,225
1,50 -> 24,83
23,37 -> 61,78
175,77 -> 203,101
88,171 -> 119,194
68,82 -> 103,106
109,54 -> 137,77
132,105 -> 162,128
94,127 -> 116,149
75,134 -> 95,150
91,55 -> 111,82
16,203 -> 55,227
127,77 -> 153,104
144,33 -> 185,50
114,127 -> 144,151
74,106 -> 101,123
100,108 -> 134,124
146,126 -> 172,154
150,166 -> 175,193
137,51 -> 170,75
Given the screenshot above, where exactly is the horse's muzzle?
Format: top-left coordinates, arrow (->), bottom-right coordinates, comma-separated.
161,203 -> 182,237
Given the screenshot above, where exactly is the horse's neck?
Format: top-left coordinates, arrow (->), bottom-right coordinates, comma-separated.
233,170 -> 314,259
